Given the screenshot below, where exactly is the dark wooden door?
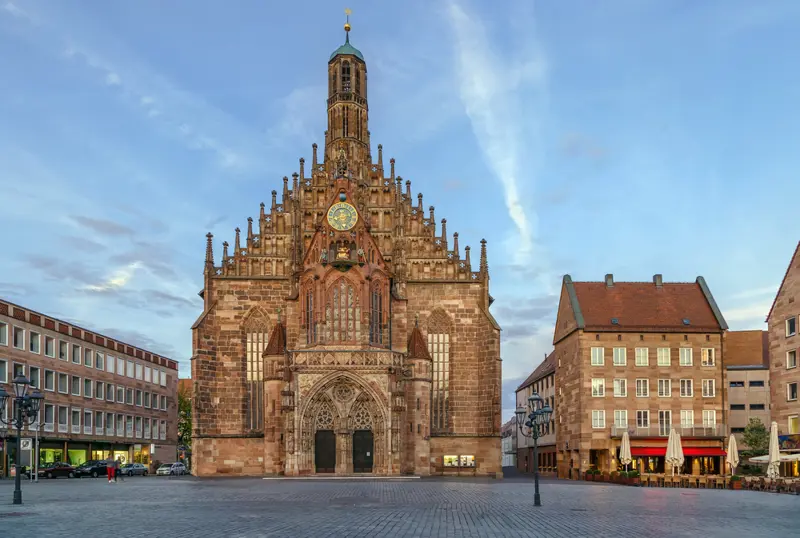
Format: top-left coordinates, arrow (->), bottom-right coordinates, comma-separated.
315,430 -> 336,473
352,430 -> 374,473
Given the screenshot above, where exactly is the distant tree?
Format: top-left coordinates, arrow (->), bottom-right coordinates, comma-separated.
742,418 -> 769,454
178,384 -> 192,449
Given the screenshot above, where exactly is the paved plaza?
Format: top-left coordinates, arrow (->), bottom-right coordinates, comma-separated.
1,474 -> 798,537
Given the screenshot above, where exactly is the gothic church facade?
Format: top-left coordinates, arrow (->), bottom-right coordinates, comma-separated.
191,24 -> 502,477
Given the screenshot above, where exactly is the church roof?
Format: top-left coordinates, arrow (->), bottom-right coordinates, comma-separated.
330,34 -> 364,62
263,320 -> 287,356
407,323 -> 431,360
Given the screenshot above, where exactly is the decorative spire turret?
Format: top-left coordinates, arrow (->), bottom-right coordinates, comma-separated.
465,245 -> 471,270
247,218 -> 253,246
405,180 -> 411,200
282,176 -> 289,203
377,144 -> 383,167
222,241 -> 229,261
441,219 -> 447,249
480,239 -> 488,276
260,202 -> 266,222
417,193 -> 423,212
429,206 -> 435,231
299,157 -> 305,180
292,172 -> 299,199
234,227 -> 241,255
312,143 -> 318,167
204,232 -> 214,273
271,190 -> 277,209
453,232 -> 459,257
390,158 -> 395,179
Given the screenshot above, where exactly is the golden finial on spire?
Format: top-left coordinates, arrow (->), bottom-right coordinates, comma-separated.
344,8 -> 352,35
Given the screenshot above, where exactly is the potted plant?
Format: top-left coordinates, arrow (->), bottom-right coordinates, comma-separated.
585,470 -> 594,481
610,471 -> 619,483
627,469 -> 640,486
730,475 -> 742,490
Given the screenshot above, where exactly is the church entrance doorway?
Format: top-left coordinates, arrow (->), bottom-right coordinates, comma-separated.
352,430 -> 374,473
315,430 -> 336,473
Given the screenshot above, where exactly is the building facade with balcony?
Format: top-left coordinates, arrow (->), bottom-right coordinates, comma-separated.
553,274 -> 729,479
515,352 -> 556,475
0,299 -> 179,476
767,241 -> 800,438
726,330 -> 770,445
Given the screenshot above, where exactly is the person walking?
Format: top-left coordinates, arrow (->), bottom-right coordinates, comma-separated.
115,457 -> 123,482
106,455 -> 115,484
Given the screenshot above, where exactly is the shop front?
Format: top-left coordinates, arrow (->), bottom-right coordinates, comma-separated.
626,445 -> 726,475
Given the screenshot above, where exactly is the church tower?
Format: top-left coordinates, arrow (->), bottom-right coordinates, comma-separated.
325,10 -> 370,177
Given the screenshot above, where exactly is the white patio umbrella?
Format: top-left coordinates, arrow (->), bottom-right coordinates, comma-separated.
675,432 -> 685,475
620,431 -> 632,472
767,421 -> 781,479
665,429 -> 678,476
727,435 -> 740,475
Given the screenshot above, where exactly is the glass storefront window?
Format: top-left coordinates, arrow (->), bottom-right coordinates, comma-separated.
67,449 -> 87,467
92,450 -> 112,461
443,455 -> 459,467
113,451 -> 129,464
40,448 -> 64,464
459,455 -> 475,468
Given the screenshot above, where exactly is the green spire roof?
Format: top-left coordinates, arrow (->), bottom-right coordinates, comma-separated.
329,33 -> 364,62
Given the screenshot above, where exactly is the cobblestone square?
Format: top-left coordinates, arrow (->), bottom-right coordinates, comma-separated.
1,475 -> 798,537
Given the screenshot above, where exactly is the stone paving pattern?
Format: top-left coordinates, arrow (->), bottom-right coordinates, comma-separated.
1,475 -> 798,537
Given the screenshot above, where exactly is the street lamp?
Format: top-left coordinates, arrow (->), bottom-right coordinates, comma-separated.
0,375 -> 45,505
516,393 -> 553,507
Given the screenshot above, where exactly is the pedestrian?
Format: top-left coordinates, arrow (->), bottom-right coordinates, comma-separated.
115,457 -> 123,482
106,455 -> 115,484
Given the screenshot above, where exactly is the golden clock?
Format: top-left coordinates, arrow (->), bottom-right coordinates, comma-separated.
327,202 -> 359,231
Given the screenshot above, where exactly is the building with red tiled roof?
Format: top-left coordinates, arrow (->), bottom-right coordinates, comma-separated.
552,273 -> 728,479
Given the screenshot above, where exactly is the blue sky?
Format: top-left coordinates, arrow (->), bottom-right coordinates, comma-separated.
2,0 -> 799,419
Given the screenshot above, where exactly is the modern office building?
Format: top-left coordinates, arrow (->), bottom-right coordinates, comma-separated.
725,330 -> 770,445
0,298 -> 179,475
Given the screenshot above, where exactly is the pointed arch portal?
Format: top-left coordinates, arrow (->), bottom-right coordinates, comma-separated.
299,373 -> 388,474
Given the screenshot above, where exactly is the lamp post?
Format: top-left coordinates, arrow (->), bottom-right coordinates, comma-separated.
0,375 -> 45,505
516,393 -> 553,507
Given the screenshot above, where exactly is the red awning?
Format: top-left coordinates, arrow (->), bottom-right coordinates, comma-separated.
631,447 -> 666,456
683,448 -> 727,457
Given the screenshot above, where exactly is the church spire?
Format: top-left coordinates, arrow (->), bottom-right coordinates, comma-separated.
326,8 -> 370,171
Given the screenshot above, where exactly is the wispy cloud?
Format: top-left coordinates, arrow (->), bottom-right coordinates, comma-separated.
444,0 -> 547,266
70,215 -> 136,237
724,301 -> 771,323
2,1 -> 27,19
84,262 -> 142,292
729,285 -> 777,300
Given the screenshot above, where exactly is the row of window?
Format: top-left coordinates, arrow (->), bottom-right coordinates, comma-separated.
729,380 -> 766,388
590,346 -> 716,367
590,409 -> 717,429
0,360 -> 169,411
730,404 -> 766,410
0,403 -> 167,441
0,323 -> 168,387
591,378 -> 717,398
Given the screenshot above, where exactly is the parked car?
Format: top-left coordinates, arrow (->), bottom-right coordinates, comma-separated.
156,462 -> 186,476
75,460 -> 109,478
120,463 -> 148,476
38,462 -> 76,479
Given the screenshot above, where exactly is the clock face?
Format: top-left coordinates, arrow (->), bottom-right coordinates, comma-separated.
327,202 -> 359,231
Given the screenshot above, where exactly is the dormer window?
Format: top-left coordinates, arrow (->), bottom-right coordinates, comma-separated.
341,61 -> 351,92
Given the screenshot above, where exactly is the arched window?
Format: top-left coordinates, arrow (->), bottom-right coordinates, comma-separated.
341,61 -> 351,92
326,278 -> 359,343
427,309 -> 453,433
369,281 -> 384,346
330,71 -> 337,95
243,309 -> 269,431
355,68 -> 361,95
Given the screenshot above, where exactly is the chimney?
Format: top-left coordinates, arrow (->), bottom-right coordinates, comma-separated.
653,274 -> 663,288
605,274 -> 614,288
